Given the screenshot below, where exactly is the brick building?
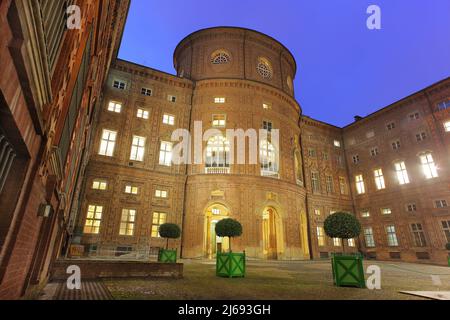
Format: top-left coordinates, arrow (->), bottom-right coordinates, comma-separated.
0,0 -> 129,299
73,26 -> 450,265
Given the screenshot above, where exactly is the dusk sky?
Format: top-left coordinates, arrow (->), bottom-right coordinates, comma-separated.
118,0 -> 450,127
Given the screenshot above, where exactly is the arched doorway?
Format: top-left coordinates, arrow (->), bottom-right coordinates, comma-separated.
262,207 -> 279,259
204,203 -> 230,258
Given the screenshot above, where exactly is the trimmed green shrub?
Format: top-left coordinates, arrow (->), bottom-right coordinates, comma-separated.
324,212 -> 361,253
215,219 -> 243,252
159,223 -> 181,249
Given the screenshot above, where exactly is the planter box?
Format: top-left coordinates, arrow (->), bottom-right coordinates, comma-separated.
158,249 -> 177,263
216,252 -> 246,278
331,253 -> 365,288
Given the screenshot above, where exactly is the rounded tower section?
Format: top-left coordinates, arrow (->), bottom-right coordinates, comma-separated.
177,27 -> 308,260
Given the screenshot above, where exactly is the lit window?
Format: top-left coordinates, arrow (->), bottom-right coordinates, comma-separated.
108,101 -> 122,113
257,57 -> 273,79
394,161 -> 410,185
314,209 -> 321,216
339,177 -> 347,195
206,135 -> 230,170
141,88 -> 152,96
333,238 -> 341,247
416,132 -> 427,142
387,122 -> 395,130
348,239 -> 356,247
406,203 -> 417,212
125,185 -> 139,195
212,115 -> 226,127
420,153 -> 438,179
435,200 -> 448,208
391,140 -> 401,150
381,208 -> 392,215
151,212 -> 167,237
444,121 -> 450,132
334,140 -> 341,148
84,205 -> 103,234
212,208 -> 221,215
214,97 -> 226,104
155,189 -> 168,199
317,227 -> 325,247
409,112 -> 420,120
119,209 -> 136,236
355,174 -> 365,194
364,228 -> 376,247
137,108 -> 149,119
311,172 -> 321,193
167,95 -> 177,103
163,114 -> 175,125
386,225 -> 399,246
325,176 -> 333,193
361,210 -> 370,218
374,169 -> 386,190
159,141 -> 173,166
99,129 -> 117,157
211,51 -> 230,64
370,147 -> 379,157
92,180 -> 107,191
113,80 -> 126,90
263,103 -> 272,110
352,155 -> 360,164
260,139 -> 278,176
437,100 -> 450,111
130,136 -> 146,161
411,223 -> 426,247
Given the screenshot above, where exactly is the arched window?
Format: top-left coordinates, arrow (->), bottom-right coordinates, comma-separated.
211,51 -> 231,65
257,58 -> 273,79
206,135 -> 230,169
260,139 -> 278,176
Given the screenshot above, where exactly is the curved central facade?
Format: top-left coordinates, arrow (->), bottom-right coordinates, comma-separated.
175,28 -> 309,259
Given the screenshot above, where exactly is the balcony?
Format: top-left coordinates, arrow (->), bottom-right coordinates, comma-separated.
205,167 -> 230,175
261,170 -> 280,179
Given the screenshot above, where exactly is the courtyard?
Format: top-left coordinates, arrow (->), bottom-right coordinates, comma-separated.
88,259 -> 450,300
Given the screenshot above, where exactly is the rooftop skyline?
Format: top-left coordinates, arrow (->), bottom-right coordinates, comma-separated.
118,0 -> 450,127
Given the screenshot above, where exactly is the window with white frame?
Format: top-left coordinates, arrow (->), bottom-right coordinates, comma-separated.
352,155 -> 360,164
416,132 -> 427,142
214,97 -> 226,104
212,114 -> 226,127
311,172 -> 321,193
364,227 -> 376,247
151,212 -> 167,237
386,225 -> 399,246
141,87 -> 152,96
386,122 -> 396,130
167,95 -> 177,103
325,175 -> 333,193
99,129 -> 117,157
155,189 -> 168,199
444,121 -> 450,132
394,161 -> 410,185
374,169 -> 386,190
333,238 -> 341,247
159,141 -> 173,166
381,208 -> 392,215
260,139 -> 278,175
317,226 -> 325,246
130,136 -> 146,161
410,223 -> 426,247
314,208 -> 321,216
370,147 -> 379,157
420,153 -> 438,179
361,210 -> 370,218
108,101 -> 122,113
163,114 -> 175,125
119,209 -> 136,236
125,185 -> 139,195
406,203 -> 417,212
137,108 -> 149,119
113,80 -> 126,90
355,174 -> 365,194
84,205 -> 103,234
391,140 -> 401,150
206,135 -> 230,169
339,177 -> 347,195
92,180 -> 107,191
435,200 -> 448,208
262,120 -> 273,132
347,238 -> 356,247
409,112 -> 420,120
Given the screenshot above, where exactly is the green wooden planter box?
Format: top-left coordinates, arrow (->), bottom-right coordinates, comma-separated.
158,249 -> 177,263
331,253 -> 365,288
216,252 -> 246,278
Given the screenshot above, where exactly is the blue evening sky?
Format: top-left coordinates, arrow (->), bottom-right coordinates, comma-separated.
118,0 -> 450,127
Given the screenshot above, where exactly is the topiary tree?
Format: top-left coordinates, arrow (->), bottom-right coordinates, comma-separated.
215,219 -> 243,252
159,223 -> 181,249
324,212 -> 361,253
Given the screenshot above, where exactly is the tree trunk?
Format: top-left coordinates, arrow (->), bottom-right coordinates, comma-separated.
166,238 -> 169,250
342,239 -> 345,254
229,237 -> 232,253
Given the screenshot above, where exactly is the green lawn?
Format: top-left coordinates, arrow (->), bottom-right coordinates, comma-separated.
104,259 -> 450,300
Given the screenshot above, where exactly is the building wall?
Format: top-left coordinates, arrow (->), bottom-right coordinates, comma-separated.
0,0 -> 129,299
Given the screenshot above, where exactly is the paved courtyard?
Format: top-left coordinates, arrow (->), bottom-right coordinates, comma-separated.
102,259 -> 450,300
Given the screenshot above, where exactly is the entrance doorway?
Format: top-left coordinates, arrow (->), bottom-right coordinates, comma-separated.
263,207 -> 278,259
205,204 -> 230,258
